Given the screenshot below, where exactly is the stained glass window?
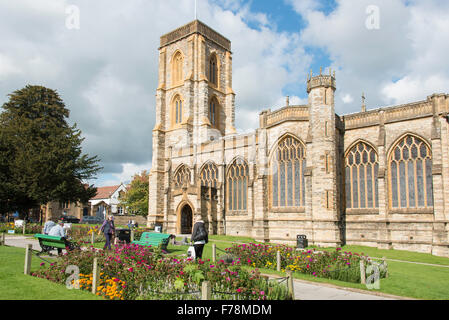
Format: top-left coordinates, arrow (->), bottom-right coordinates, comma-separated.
174,165 -> 191,188
271,136 -> 306,208
227,159 -> 249,211
200,162 -> 218,188
389,135 -> 433,209
345,142 -> 379,209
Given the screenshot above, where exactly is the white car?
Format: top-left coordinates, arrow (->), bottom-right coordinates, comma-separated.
14,220 -> 24,228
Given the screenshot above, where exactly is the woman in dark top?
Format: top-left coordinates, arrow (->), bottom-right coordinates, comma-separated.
191,216 -> 208,259
99,215 -> 115,250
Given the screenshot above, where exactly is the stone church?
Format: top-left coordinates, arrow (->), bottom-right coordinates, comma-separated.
147,20 -> 449,257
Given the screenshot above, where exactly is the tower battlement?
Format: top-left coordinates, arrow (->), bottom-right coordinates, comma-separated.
160,20 -> 231,51
307,68 -> 336,93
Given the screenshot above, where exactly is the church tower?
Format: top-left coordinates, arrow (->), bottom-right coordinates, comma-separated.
307,68 -> 342,246
148,20 -> 236,227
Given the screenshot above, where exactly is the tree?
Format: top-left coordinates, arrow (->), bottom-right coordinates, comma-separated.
0,85 -> 102,216
119,170 -> 149,216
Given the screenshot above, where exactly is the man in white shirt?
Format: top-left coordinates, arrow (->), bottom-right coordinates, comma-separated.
48,221 -> 66,255
43,219 -> 56,235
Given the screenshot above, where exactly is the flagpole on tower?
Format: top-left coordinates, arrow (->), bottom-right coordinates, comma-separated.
195,0 -> 197,20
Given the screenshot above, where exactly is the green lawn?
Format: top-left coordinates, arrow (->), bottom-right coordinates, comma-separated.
0,246 -> 103,300
310,244 -> 449,266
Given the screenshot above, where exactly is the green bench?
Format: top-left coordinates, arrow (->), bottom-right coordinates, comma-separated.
34,234 -> 79,254
131,232 -> 172,251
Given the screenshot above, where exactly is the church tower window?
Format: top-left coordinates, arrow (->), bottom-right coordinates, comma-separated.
174,165 -> 191,188
209,97 -> 219,128
200,162 -> 218,188
172,95 -> 183,126
172,51 -> 184,86
209,54 -> 218,86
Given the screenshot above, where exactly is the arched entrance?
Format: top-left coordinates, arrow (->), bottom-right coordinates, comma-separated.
180,204 -> 193,234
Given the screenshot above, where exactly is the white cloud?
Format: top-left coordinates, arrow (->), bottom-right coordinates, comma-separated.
342,93 -> 353,104
0,54 -> 21,79
286,0 -> 448,112
0,0 -> 312,186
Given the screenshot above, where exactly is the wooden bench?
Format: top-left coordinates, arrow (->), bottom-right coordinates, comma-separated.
131,232 -> 172,251
34,234 -> 79,254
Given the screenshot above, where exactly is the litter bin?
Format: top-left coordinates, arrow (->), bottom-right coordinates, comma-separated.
297,235 -> 308,249
154,224 -> 162,233
116,229 -> 131,244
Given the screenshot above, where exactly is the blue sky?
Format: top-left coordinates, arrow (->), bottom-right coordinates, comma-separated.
0,0 -> 448,187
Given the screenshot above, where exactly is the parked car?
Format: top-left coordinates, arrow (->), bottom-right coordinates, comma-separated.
80,216 -> 104,225
59,215 -> 80,224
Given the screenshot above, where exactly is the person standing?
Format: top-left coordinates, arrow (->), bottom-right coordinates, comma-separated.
99,215 -> 115,250
191,216 -> 208,260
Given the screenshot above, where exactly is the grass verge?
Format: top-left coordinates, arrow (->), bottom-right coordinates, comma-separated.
0,245 -> 103,300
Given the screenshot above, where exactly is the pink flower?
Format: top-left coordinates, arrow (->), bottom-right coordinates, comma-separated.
128,267 -> 134,272
237,288 -> 242,293
260,291 -> 265,295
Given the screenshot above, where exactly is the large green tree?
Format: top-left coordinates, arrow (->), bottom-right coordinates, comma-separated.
0,85 -> 102,215
119,170 -> 149,216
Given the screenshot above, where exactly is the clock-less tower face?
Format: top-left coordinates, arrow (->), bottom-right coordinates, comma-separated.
155,20 -> 236,149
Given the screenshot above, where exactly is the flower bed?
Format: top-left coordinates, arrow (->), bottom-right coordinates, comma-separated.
225,243 -> 387,283
0,222 -> 42,234
32,244 -> 291,300
68,225 -> 105,244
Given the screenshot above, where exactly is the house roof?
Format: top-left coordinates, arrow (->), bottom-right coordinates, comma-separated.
91,185 -> 121,200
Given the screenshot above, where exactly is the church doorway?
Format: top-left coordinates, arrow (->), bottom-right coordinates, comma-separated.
180,204 -> 193,234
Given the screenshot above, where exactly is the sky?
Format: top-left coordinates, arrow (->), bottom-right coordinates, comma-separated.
0,0 -> 448,187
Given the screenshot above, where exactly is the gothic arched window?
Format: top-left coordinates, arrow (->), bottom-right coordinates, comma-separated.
209,54 -> 218,86
200,162 -> 218,188
172,51 -> 184,86
174,165 -> 191,188
227,159 -> 249,211
209,97 -> 219,127
345,142 -> 379,209
270,136 -> 306,208
389,135 -> 433,209
172,95 -> 183,126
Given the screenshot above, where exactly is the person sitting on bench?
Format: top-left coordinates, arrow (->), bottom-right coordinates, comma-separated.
48,221 -> 67,255
43,219 -> 57,235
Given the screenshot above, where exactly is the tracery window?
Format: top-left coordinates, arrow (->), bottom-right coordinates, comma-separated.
209,97 -> 218,127
200,162 -> 218,188
271,136 -> 306,208
172,51 -> 184,86
209,54 -> 218,85
174,165 -> 191,188
227,159 -> 249,211
389,135 -> 433,209
173,95 -> 183,125
345,142 -> 379,209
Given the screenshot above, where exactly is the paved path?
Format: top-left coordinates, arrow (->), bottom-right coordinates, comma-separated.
5,235 -> 41,251
291,278 -> 399,300
263,274 -> 401,300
